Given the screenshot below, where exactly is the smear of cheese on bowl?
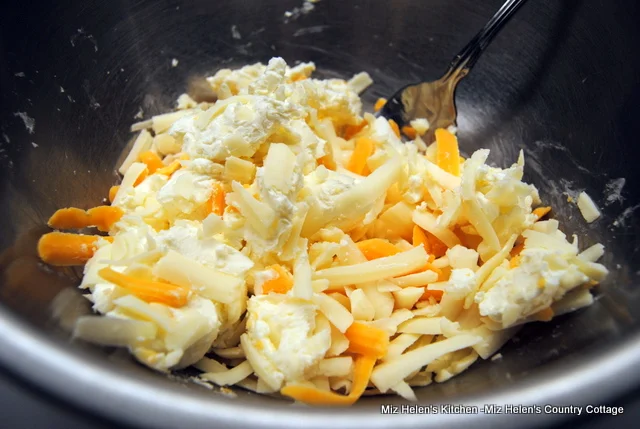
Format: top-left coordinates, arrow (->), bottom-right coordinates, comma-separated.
38,57 -> 608,404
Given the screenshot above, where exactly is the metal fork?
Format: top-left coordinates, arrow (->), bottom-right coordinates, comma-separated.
379,0 -> 529,143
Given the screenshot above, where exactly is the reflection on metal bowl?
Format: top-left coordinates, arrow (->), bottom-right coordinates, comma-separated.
0,0 -> 639,428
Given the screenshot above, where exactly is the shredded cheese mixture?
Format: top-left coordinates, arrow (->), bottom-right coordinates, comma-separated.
38,58 -> 609,405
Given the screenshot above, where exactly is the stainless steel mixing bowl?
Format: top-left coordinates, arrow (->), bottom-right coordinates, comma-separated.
1,0 -> 639,428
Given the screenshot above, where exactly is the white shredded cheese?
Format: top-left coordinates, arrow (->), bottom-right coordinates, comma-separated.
314,246 -> 429,286
370,334 -> 482,392
577,191 -> 601,223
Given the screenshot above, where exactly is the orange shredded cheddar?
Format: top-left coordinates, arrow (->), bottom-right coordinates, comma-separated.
412,225 -> 431,254
47,208 -> 90,230
401,125 -> 417,140
280,355 -> 376,406
533,206 -> 552,220
438,265 -> 451,282
343,120 -> 367,140
346,137 -> 375,175
345,322 -> 389,358
453,225 -> 479,246
138,150 -> 164,174
108,186 -> 120,203
86,206 -> 124,231
133,167 -> 149,186
534,307 -> 554,322
510,240 -> 525,257
348,355 -> 377,397
145,218 -> 170,231
261,264 -> 294,294
435,128 -> 461,176
38,232 -> 113,266
420,289 -> 444,302
98,267 -> 190,307
373,98 -> 387,112
291,74 -> 308,82
156,160 -> 182,176
209,181 -> 226,216
388,119 -> 401,138
356,238 -> 400,260
48,206 -> 123,232
510,254 -> 522,269
426,230 -> 448,258
280,384 -> 352,406
385,183 -> 403,204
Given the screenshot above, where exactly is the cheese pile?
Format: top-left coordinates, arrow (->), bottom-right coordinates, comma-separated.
37,57 -> 609,404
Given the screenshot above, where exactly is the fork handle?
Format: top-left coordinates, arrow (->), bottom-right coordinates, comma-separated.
445,0 -> 529,80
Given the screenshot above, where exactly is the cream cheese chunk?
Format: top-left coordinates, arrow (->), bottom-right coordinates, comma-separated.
243,295 -> 330,389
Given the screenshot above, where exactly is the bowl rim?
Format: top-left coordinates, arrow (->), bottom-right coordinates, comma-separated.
0,306 -> 638,429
